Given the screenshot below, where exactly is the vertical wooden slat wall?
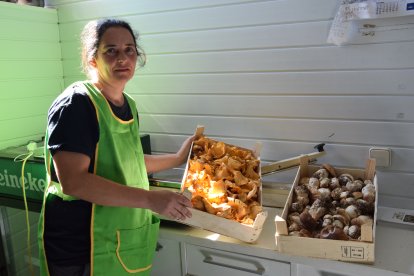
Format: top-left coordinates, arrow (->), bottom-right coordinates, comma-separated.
20,0 -> 414,207
0,2 -> 63,150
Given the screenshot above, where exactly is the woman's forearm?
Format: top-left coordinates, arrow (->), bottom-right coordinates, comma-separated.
144,153 -> 183,173
61,171 -> 152,208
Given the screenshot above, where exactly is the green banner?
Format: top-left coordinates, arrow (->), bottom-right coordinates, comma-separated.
0,157 -> 46,202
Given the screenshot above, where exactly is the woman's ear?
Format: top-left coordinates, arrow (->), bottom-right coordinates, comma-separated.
89,58 -> 97,68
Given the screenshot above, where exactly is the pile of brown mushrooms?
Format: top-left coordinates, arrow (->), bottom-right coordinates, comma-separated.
287,164 -> 376,240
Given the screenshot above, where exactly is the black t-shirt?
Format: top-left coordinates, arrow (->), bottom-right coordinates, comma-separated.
44,82 -> 133,265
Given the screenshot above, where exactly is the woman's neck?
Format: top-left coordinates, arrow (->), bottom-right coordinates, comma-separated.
94,81 -> 125,106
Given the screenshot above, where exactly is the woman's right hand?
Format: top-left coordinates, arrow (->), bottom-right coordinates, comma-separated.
148,190 -> 192,220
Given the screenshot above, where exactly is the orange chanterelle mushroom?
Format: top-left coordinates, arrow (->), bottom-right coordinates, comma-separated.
184,135 -> 262,225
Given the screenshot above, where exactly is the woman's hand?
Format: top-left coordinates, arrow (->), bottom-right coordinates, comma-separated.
144,135 -> 195,173
175,135 -> 195,165
147,190 -> 192,220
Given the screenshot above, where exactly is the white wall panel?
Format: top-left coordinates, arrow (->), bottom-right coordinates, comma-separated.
139,115 -> 414,148
57,0 -> 337,40
138,71 -> 411,95
62,40 -> 414,76
138,43 -> 414,74
126,70 -> 413,96
55,0 -> 258,23
146,134 -> 414,172
60,21 -> 332,59
135,95 -> 413,121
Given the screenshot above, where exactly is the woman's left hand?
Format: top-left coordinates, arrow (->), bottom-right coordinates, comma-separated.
176,135 -> 195,164
144,134 -> 195,173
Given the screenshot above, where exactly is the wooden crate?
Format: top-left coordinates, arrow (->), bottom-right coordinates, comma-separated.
275,158 -> 378,263
179,126 -> 268,243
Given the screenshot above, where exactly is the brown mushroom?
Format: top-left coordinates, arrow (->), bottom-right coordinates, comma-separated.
294,185 -> 309,198
332,214 -> 347,229
331,187 -> 342,200
322,214 -> 333,227
345,205 -> 360,219
317,188 -> 331,202
290,201 -> 305,213
348,225 -> 361,239
299,209 -> 319,231
288,212 -> 301,225
338,173 -> 354,186
346,180 -> 363,192
288,222 -> 302,232
355,199 -> 375,216
320,225 -> 349,240
319,177 -> 331,188
340,197 -> 356,208
308,199 -> 328,221
362,183 -> 376,203
322,163 -> 337,177
330,177 -> 341,190
351,215 -> 373,226
336,208 -> 351,225
352,191 -> 363,200
307,177 -> 320,190
313,168 -> 329,180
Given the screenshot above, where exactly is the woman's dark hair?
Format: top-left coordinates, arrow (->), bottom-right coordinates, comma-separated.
80,18 -> 146,77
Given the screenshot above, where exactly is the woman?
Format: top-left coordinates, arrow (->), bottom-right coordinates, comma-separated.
38,18 -> 193,276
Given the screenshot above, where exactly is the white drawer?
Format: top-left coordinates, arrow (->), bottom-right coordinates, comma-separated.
151,238 -> 183,276
184,244 -> 290,276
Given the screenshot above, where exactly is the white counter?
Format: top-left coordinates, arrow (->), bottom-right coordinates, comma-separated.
158,207 -> 414,276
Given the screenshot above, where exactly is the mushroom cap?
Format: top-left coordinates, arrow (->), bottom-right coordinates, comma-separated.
299,210 -> 319,231
318,188 -> 331,202
319,177 -> 331,188
294,185 -> 309,198
338,173 -> 354,186
313,168 -> 329,180
345,204 -> 361,219
307,177 -> 320,189
331,187 -> 342,200
346,180 -> 363,192
348,225 -> 361,239
362,183 -> 376,203
320,225 -> 349,240
290,202 -> 304,213
322,163 -> 337,177
351,215 -> 373,226
330,178 -> 341,190
309,199 -> 329,221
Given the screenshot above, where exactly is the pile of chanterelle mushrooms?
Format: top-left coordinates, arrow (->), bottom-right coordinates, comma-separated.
183,135 -> 262,225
